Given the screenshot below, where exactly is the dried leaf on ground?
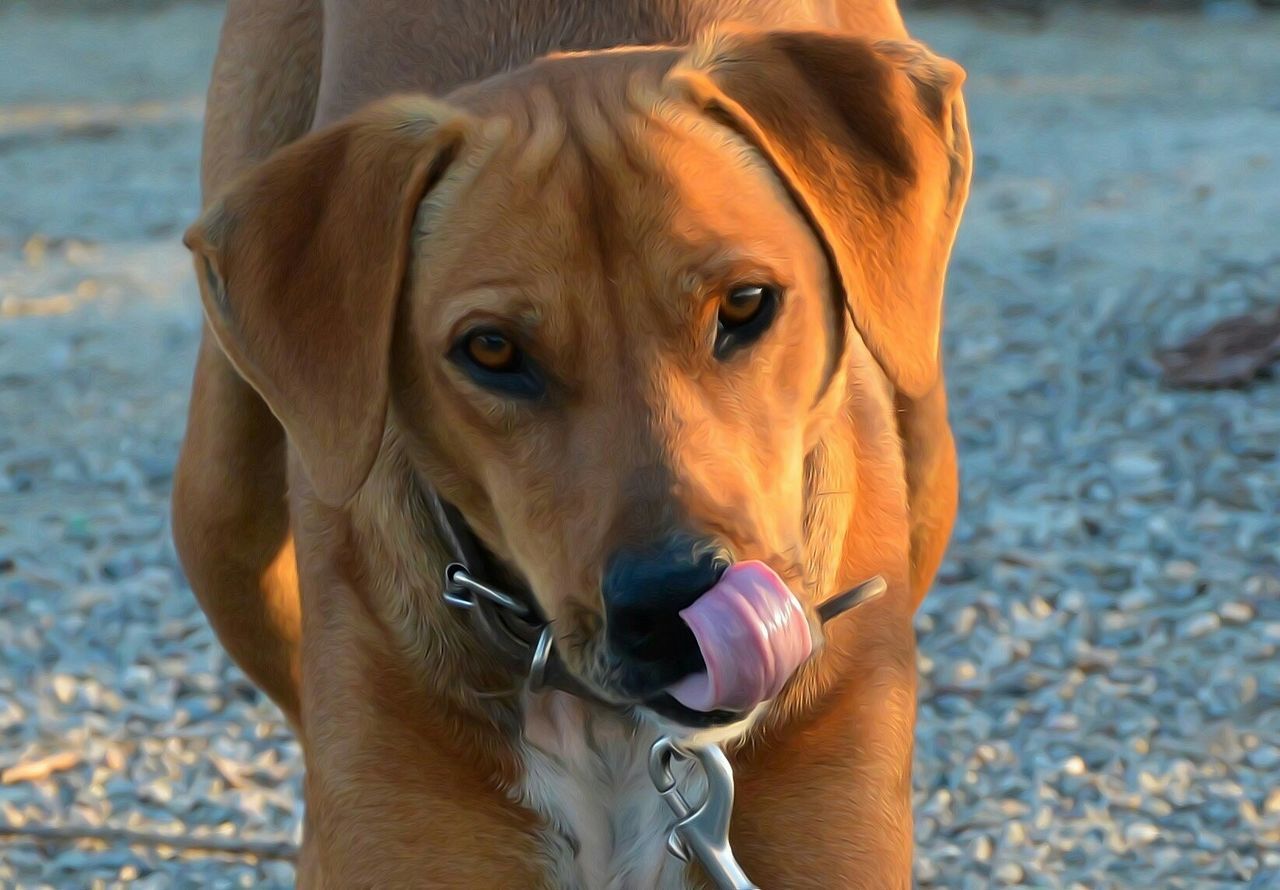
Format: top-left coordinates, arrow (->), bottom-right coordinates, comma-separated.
1156,307 -> 1280,388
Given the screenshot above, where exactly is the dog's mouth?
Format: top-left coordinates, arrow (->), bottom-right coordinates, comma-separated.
446,511 -> 880,736
444,513 -> 813,730
429,487 -> 831,734
586,561 -> 816,731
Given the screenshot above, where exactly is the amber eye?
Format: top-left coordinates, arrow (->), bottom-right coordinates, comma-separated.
451,327 -> 545,399
465,330 -> 518,371
714,284 -> 780,358
719,285 -> 767,327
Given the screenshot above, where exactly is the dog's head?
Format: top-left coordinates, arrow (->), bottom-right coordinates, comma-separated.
186,30 -> 970,734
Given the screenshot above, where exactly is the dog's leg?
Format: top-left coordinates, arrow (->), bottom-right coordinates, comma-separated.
172,0 -> 322,727
174,335 -> 302,721
198,0 -> 324,197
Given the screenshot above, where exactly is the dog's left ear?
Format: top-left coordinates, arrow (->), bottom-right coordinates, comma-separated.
669,30 -> 972,399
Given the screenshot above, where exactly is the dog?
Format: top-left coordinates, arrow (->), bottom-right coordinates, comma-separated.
172,0 -> 971,885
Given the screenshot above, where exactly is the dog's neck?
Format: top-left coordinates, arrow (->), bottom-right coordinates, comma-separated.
340,441 -> 527,732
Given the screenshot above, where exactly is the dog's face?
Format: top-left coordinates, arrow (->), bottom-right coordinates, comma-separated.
187,32 -> 970,732
396,63 -> 840,723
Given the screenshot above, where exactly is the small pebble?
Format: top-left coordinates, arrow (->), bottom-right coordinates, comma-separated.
1177,613 -> 1221,640
972,836 -> 994,863
995,863 -> 1025,884
1220,602 -> 1254,624
1125,822 -> 1161,847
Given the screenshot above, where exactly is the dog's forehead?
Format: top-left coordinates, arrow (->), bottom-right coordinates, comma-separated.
450,50 -> 690,202
429,50 -> 814,282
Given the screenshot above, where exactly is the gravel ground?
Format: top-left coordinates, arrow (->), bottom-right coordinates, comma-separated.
1,4 -> 1278,888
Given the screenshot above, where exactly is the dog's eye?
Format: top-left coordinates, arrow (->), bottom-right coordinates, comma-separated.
715,284 -> 780,357
451,328 -> 545,398
466,331 -> 518,371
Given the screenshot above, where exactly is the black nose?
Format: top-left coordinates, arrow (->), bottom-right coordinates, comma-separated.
603,534 -> 730,683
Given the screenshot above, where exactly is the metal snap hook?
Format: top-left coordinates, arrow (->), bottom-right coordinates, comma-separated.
649,737 -> 760,890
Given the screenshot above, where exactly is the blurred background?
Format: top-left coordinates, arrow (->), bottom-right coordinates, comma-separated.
0,1 -> 1277,887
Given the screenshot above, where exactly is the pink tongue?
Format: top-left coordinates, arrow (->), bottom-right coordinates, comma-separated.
667,561 -> 812,713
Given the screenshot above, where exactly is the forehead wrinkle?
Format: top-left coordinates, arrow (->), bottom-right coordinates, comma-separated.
583,104 -> 729,331
565,84 -> 677,277
645,93 -> 772,185
513,84 -> 569,183
579,83 -> 658,185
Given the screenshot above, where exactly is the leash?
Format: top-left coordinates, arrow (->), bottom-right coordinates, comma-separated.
423,484 -> 886,889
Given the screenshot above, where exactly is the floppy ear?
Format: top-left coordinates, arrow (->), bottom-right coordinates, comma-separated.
184,97 -> 472,505
669,30 -> 972,398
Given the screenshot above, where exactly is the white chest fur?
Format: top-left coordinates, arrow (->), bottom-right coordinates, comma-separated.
516,692 -> 701,890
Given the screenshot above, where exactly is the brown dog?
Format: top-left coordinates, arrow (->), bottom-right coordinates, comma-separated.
173,0 -> 970,886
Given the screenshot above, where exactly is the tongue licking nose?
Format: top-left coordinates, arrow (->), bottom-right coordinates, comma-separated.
667,561 -> 812,713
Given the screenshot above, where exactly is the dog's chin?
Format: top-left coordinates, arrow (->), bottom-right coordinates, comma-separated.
569,666 -> 763,745
633,695 -> 765,747
568,649 -> 763,744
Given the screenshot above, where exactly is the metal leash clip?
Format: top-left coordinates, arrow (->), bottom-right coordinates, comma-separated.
649,738 -> 760,890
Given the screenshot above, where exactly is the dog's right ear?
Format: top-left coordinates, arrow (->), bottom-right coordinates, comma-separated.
184,98 -> 473,506
668,30 -> 971,400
